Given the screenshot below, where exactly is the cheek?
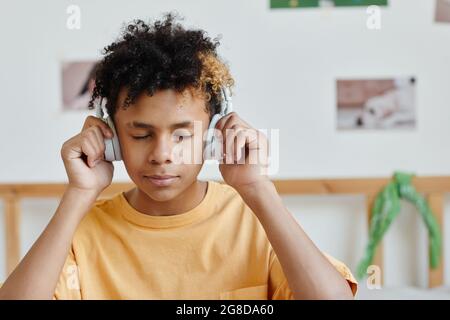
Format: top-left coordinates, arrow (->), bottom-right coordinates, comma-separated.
179,164 -> 203,182
122,143 -> 148,169
171,135 -> 206,165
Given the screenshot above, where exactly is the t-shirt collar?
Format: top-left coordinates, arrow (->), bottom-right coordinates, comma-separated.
116,180 -> 217,229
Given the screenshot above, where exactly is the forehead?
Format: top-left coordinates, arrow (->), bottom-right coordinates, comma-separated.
115,88 -> 209,127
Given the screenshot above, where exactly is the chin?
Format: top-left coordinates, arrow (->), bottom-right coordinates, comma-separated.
140,186 -> 181,202
138,176 -> 185,201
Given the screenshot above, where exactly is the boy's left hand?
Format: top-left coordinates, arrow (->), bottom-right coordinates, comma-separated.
215,112 -> 270,192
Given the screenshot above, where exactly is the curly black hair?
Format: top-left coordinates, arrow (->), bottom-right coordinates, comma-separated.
88,13 -> 234,120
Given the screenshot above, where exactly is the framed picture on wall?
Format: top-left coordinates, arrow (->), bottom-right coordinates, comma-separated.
336,77 -> 416,130
270,0 -> 320,8
270,0 -> 387,9
61,60 -> 99,111
435,0 -> 450,23
333,0 -> 387,6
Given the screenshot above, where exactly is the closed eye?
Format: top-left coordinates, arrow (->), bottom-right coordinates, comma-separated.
132,134 -> 192,141
132,135 -> 152,140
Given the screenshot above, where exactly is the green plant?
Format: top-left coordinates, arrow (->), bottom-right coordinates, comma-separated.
356,172 -> 442,280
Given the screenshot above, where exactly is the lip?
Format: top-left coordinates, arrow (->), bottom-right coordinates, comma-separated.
144,175 -> 179,187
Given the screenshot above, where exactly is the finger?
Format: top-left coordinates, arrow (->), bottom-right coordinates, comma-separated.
235,130 -> 248,164
215,112 -> 237,132
256,132 -> 270,166
225,125 -> 247,164
225,125 -> 243,164
81,138 -> 99,168
223,126 -> 232,164
84,129 -> 101,155
237,129 -> 258,165
90,127 -> 106,158
224,128 -> 234,165
217,112 -> 253,134
83,129 -> 103,164
247,130 -> 261,165
82,116 -> 113,138
223,126 -> 236,164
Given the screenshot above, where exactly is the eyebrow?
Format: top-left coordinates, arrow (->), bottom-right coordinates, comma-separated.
126,121 -> 194,130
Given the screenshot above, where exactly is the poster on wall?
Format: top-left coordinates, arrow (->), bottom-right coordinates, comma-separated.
435,0 -> 450,23
333,0 -> 387,6
336,77 -> 416,130
270,0 -> 388,9
61,61 -> 99,111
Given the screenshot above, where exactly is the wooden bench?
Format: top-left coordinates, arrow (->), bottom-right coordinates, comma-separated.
1,177 -> 448,287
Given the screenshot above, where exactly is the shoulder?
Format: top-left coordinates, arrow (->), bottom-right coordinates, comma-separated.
209,180 -> 268,235
209,181 -> 248,212
72,193 -> 122,241
211,180 -> 241,198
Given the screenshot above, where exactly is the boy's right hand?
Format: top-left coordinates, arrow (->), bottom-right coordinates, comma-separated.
61,116 -> 115,195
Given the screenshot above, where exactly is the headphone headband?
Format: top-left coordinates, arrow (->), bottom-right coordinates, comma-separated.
219,86 -> 233,115
96,98 -> 107,119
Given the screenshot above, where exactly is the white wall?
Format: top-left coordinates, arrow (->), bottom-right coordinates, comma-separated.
1,0 -> 450,289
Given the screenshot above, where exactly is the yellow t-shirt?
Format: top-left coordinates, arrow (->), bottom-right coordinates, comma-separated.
54,180 -> 357,299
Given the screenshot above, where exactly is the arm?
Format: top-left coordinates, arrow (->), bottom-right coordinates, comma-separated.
0,189 -> 97,300
215,111 -> 354,300
0,116 -> 114,300
236,180 -> 354,300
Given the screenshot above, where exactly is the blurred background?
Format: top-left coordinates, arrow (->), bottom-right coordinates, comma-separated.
1,0 -> 450,299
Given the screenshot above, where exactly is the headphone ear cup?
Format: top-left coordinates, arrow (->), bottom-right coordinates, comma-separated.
204,114 -> 222,160
104,116 -> 122,161
104,138 -> 115,162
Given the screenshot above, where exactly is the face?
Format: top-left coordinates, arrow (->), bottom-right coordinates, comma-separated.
114,88 -> 210,202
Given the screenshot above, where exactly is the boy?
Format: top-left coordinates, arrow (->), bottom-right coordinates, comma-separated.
0,14 -> 357,299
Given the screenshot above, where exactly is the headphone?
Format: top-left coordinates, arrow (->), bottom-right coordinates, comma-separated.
96,98 -> 122,162
96,86 -> 233,162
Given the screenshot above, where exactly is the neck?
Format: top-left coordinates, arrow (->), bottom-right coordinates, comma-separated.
125,180 -> 208,216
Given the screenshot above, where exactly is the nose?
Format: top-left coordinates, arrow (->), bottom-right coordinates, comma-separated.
148,135 -> 173,165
